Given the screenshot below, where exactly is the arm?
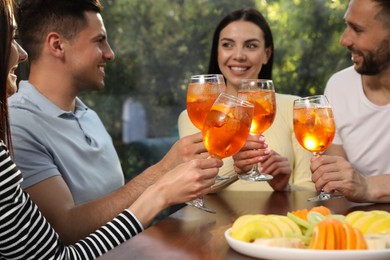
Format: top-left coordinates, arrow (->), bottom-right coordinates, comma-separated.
25,132 -> 209,245
118,132 -> 209,203
1,146 -> 143,259
312,144 -> 390,203
3,142 -> 221,259
128,157 -> 222,226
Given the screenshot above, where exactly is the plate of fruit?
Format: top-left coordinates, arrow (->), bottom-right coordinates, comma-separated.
225,206 -> 390,260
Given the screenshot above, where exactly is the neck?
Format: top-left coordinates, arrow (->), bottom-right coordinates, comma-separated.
28,64 -> 77,112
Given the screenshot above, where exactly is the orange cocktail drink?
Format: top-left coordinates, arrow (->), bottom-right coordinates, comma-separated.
202,93 -> 253,159
238,90 -> 276,135
186,74 -> 226,130
293,107 -> 335,154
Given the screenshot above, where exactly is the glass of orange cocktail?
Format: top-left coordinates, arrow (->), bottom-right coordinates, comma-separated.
203,93 -> 254,159
237,79 -> 276,181
293,95 -> 343,201
196,93 -> 253,213
186,74 -> 226,130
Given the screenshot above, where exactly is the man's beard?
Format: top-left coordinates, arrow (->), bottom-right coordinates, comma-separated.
351,38 -> 390,75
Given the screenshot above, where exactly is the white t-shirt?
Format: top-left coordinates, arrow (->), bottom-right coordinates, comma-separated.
324,66 -> 390,177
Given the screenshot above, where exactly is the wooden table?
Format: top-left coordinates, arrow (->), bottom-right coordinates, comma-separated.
98,190 -> 390,260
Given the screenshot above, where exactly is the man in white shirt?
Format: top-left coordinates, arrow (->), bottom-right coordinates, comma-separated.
311,0 -> 390,203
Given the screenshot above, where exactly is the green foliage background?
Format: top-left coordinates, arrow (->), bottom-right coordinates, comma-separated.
78,0 -> 352,178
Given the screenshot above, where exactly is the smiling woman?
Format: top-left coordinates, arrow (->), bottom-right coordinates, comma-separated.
179,8 -> 315,193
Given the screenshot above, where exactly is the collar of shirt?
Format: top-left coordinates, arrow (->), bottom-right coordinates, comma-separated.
18,80 -> 88,119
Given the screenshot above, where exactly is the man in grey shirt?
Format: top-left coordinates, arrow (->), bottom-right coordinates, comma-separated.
10,81 -> 124,205
9,0 -> 210,245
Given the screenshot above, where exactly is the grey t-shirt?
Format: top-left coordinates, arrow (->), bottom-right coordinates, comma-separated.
8,81 -> 124,204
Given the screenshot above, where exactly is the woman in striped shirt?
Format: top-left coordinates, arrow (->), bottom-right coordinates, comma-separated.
0,0 -> 221,259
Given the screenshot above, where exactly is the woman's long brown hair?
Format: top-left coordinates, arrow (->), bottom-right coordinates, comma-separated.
0,0 -> 15,155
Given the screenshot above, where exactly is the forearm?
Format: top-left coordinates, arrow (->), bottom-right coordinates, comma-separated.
127,184 -> 166,227
47,166 -> 163,245
57,186 -> 138,244
122,162 -> 168,202
365,174 -> 390,203
68,163 -> 169,238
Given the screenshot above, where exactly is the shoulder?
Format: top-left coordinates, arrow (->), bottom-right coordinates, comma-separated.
328,66 -> 357,81
178,109 -> 189,127
178,109 -> 188,120
325,66 -> 360,99
268,94 -> 297,131
325,66 -> 359,91
275,93 -> 299,114
276,93 -> 300,104
178,109 -> 200,137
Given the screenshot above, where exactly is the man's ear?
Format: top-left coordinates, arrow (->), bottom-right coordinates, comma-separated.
46,32 -> 66,57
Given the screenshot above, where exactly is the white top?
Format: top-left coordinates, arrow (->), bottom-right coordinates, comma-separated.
324,66 -> 390,176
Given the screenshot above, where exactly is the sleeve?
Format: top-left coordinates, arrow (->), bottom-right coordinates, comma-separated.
10,110 -> 61,189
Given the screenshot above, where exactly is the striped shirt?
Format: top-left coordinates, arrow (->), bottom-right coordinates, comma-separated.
0,142 -> 143,259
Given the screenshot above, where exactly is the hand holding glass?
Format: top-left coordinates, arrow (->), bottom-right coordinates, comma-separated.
293,95 -> 344,201
189,93 -> 254,213
186,74 -> 228,182
237,79 -> 276,181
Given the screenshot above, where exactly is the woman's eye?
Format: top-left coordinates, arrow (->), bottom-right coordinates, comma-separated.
246,43 -> 258,49
221,42 -> 233,48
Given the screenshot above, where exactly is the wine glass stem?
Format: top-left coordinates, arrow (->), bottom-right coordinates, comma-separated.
252,163 -> 259,173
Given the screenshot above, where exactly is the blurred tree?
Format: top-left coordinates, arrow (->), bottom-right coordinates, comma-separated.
259,0 -> 351,96
81,0 -> 257,141
77,0 -> 352,180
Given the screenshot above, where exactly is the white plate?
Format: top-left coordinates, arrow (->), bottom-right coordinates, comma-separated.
225,229 -> 390,260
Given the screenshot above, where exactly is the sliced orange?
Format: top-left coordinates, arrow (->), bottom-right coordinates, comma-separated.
343,223 -> 357,249
291,208 -> 309,221
310,206 -> 331,216
324,219 -> 336,249
354,227 -> 367,250
337,220 -> 347,249
328,218 -> 344,250
310,220 -> 326,249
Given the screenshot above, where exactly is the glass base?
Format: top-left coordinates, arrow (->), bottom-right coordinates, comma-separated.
238,169 -> 273,182
215,175 -> 229,181
307,191 -> 344,202
186,198 -> 216,214
238,173 -> 273,181
238,163 -> 274,182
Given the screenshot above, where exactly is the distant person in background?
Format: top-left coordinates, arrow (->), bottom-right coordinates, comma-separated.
312,0 -> 390,203
0,0 -> 221,258
178,8 -> 314,192
8,0 -> 219,245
